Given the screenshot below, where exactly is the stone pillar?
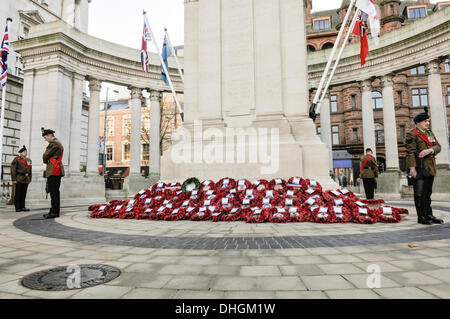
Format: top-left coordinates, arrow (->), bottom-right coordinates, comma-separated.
360,79 -> 376,154
381,74 -> 399,170
319,96 -> 333,173
129,87 -> 143,177
378,74 -> 401,197
69,73 -> 85,175
86,78 -> 101,176
427,59 -> 449,166
149,90 -> 161,182
62,0 -> 76,27
184,0 -> 199,123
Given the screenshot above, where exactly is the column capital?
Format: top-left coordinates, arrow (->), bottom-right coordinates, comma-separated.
381,74 -> 394,88
88,78 -> 102,92
149,90 -> 162,102
360,79 -> 372,92
426,59 -> 441,75
129,87 -> 143,100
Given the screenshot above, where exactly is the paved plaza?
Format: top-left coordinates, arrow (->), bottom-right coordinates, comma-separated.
0,200 -> 449,299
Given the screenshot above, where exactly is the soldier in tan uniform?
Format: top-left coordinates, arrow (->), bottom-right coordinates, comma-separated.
10,146 -> 32,212
41,128 -> 65,219
360,148 -> 379,199
406,108 -> 443,225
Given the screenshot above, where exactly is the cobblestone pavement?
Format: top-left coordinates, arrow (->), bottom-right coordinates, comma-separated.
0,200 -> 449,299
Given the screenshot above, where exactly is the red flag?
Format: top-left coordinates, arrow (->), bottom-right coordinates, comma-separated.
352,15 -> 369,66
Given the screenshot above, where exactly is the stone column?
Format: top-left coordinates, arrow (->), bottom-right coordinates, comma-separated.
427,59 -> 449,166
69,73 -> 85,175
360,79 -> 376,154
319,95 -> 333,173
149,90 -> 161,181
129,87 -> 143,177
62,0 -> 76,27
86,78 -> 101,176
381,74 -> 399,170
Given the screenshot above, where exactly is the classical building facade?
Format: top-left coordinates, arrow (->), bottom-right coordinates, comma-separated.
306,0 -> 450,189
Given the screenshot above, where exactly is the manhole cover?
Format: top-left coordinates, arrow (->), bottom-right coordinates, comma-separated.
21,264 -> 121,291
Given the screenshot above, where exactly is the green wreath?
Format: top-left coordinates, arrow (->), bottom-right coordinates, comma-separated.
182,177 -> 201,193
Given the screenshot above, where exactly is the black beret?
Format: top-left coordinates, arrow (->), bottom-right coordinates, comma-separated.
18,145 -> 27,153
414,107 -> 430,123
366,148 -> 372,153
41,127 -> 55,136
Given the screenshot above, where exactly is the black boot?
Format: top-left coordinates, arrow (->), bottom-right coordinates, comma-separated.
418,217 -> 433,225
428,215 -> 444,224
43,209 -> 58,219
21,208 -> 30,212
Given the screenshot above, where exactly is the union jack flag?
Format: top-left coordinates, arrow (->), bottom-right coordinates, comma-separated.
0,22 -> 10,87
141,21 -> 150,72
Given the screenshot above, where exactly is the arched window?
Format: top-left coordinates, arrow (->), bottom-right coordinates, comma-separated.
372,91 -> 383,109
374,123 -> 385,144
322,42 -> 334,50
307,45 -> 316,53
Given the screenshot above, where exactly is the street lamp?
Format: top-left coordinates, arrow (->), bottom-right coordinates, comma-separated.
102,87 -> 119,178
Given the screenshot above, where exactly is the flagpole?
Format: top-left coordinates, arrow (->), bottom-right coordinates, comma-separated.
319,9 -> 361,105
0,18 -> 12,181
143,12 -> 184,121
164,28 -> 184,84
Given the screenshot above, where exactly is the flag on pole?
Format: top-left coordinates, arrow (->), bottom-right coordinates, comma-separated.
356,0 -> 380,45
0,22 -> 10,87
161,34 -> 172,85
141,20 -> 151,72
352,14 -> 369,66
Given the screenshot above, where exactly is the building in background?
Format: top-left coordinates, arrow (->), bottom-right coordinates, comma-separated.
306,0 -> 450,185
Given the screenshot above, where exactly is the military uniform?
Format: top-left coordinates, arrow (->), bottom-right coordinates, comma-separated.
360,154 -> 378,199
405,127 -> 441,223
43,137 -> 64,217
10,155 -> 32,212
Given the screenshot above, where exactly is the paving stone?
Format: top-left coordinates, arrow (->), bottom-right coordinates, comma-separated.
325,289 -> 381,299
353,262 -> 404,273
254,257 -> 291,266
374,287 -> 437,299
71,285 -> 132,299
124,263 -> 162,273
418,284 -> 450,299
288,256 -> 328,264
121,288 -> 176,299
107,273 -> 172,289
322,255 -> 364,263
211,277 -> 258,291
317,264 -> 366,275
342,274 -> 401,289
383,271 -> 442,285
422,269 -> 450,283
224,291 -> 276,299
279,265 -> 324,276
176,256 -> 222,266
422,257 -> 450,268
306,247 -> 342,255
0,280 -> 31,295
300,275 -> 355,290
157,264 -> 204,276
163,275 -> 212,290
0,273 -> 21,285
240,266 -> 281,277
388,260 -> 441,271
255,276 -> 306,291
175,290 -> 226,299
351,253 -> 394,262
275,291 -> 328,299
24,289 -> 81,299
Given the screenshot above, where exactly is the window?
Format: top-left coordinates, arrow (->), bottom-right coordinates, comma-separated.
372,91 -> 383,109
408,6 -> 426,19
142,144 -> 150,161
106,144 -> 114,162
447,87 -> 450,106
352,128 -> 358,142
122,115 -> 131,136
397,91 -> 403,106
313,18 -> 330,32
106,116 -> 114,137
390,4 -> 395,15
351,95 -> 357,109
400,125 -> 406,141
307,45 -> 316,53
122,143 -> 130,161
375,123 -> 385,144
332,126 -> 339,145
445,59 -> 450,73
142,113 -> 150,132
411,65 -> 425,75
412,88 -> 428,107
331,95 -> 338,113
322,42 -> 334,50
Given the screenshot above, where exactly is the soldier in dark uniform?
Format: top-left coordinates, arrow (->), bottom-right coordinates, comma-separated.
360,148 -> 379,199
406,108 -> 443,225
10,146 -> 32,212
41,128 -> 65,219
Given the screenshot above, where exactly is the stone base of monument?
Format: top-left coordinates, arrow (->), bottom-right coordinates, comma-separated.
432,165 -> 450,201
376,169 -> 402,200
161,116 -> 339,190
123,174 -> 159,199
24,175 -> 106,207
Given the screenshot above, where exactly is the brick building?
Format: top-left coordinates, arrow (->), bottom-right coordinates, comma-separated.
306,0 -> 450,185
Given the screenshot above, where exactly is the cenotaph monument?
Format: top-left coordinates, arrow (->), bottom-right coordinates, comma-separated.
161,0 -> 337,189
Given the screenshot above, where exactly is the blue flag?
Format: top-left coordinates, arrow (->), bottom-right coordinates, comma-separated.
161,35 -> 172,85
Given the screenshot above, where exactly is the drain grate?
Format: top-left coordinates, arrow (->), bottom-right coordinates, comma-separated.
21,264 -> 121,291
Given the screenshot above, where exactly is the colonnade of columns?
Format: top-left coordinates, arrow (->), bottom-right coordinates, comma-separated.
319,57 -> 449,193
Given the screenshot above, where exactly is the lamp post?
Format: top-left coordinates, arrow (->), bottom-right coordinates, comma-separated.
102,87 -> 119,177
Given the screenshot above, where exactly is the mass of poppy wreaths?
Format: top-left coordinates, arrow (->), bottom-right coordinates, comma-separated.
88,177 -> 408,224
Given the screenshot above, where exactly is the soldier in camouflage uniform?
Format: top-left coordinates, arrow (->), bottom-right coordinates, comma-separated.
405,108 -> 443,225
10,146 -> 32,212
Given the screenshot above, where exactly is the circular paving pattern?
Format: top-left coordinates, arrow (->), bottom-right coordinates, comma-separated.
13,202 -> 450,250
21,264 -> 121,291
